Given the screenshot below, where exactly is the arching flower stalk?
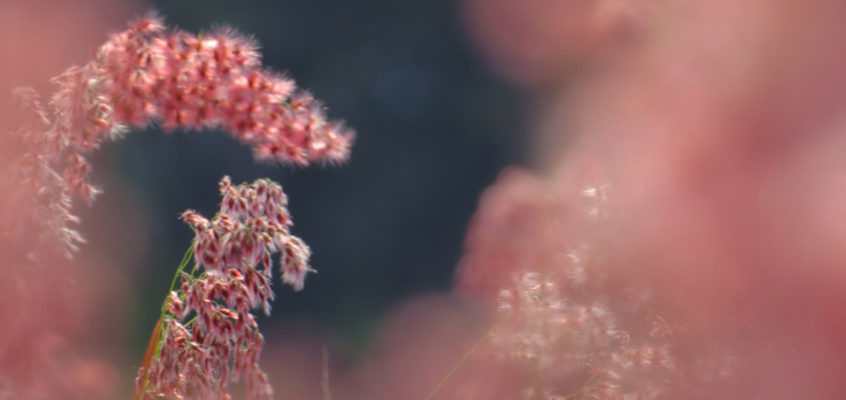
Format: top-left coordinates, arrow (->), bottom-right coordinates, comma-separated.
134,176 -> 314,400
2,12 -> 354,259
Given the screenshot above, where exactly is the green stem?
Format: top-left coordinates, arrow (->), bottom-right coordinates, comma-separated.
133,243 -> 195,399
167,244 -> 196,306
154,244 -> 195,357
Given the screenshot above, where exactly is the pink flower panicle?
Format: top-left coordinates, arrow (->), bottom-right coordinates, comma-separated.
137,176 -> 312,400
96,15 -> 353,165
2,12 -> 353,258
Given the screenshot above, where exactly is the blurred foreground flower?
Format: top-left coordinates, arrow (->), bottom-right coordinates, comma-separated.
454,172 -> 731,400
452,0 -> 846,398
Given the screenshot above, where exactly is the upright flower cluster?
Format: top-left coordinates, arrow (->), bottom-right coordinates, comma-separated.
135,177 -> 312,400
2,13 -> 353,258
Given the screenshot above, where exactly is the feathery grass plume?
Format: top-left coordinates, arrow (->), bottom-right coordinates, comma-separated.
135,177 -> 314,400
2,12 -> 354,259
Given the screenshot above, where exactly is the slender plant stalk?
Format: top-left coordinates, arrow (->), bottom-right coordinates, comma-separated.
562,374 -> 598,400
132,318 -> 163,400
322,346 -> 332,400
133,244 -> 195,400
423,328 -> 492,400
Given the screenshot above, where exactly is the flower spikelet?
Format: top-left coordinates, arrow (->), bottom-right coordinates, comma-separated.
136,176 -> 312,400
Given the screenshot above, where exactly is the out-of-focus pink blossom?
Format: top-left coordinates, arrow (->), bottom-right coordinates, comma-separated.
462,0 -> 659,88
455,169 -> 734,399
455,0 -> 846,398
0,5 -> 142,399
